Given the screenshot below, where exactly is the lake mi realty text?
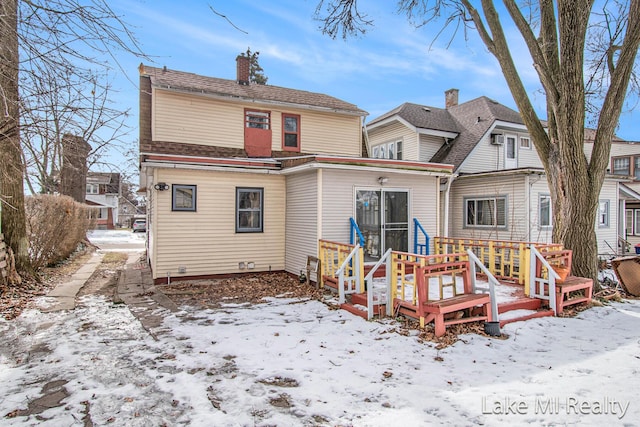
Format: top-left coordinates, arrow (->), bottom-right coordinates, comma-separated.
482,396 -> 630,419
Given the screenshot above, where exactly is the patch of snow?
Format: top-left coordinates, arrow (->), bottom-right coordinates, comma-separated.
1,293 -> 639,425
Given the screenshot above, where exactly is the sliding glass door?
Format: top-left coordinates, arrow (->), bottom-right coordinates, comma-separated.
356,189 -> 408,261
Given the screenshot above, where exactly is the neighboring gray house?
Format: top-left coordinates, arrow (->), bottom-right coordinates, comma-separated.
366,89 -> 637,256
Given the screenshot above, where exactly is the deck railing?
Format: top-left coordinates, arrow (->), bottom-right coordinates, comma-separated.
363,248 -> 392,319
529,245 -> 559,314
389,251 -> 469,307
319,239 -> 364,300
413,218 -> 430,255
434,237 -> 563,286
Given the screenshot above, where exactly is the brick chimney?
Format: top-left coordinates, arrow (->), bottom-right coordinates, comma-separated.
236,55 -> 250,85
445,88 -> 459,109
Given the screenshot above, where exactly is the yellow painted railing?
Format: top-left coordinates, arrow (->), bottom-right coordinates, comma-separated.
390,251 -> 469,306
318,239 -> 364,292
434,237 -> 563,287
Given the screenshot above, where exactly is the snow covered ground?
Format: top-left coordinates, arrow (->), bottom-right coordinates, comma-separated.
1,289 -> 639,426
87,229 -> 146,252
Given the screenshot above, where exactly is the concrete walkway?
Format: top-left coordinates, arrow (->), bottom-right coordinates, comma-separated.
43,252 -> 105,312
43,250 -> 179,340
114,253 -> 179,340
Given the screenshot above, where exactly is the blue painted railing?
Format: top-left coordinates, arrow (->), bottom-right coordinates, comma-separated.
413,218 -> 430,255
350,217 -> 366,247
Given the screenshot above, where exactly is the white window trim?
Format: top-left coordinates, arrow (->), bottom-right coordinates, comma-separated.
463,196 -> 508,229
520,136 -> 531,150
598,200 -> 610,228
539,194 -> 552,229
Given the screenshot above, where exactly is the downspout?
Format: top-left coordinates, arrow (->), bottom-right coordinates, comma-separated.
443,173 -> 458,238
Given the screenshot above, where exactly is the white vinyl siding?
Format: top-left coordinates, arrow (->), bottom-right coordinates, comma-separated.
596,180 -> 619,255
418,134 -> 445,162
367,122 -> 416,160
461,131 -> 543,173
151,168 -> 285,279
450,174 -> 530,241
320,169 -> 440,253
285,171 -> 319,278
153,89 -> 362,156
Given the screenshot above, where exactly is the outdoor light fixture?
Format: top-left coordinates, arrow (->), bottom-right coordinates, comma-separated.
378,176 -> 389,185
154,182 -> 169,191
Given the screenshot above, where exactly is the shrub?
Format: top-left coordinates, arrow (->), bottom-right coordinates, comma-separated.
25,194 -> 95,270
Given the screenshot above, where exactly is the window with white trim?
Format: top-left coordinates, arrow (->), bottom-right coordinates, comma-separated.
626,209 -> 640,236
539,194 -> 551,228
236,187 -> 263,233
372,141 -> 402,160
520,136 -> 531,149
598,200 -> 610,228
86,184 -> 99,194
464,196 -> 507,228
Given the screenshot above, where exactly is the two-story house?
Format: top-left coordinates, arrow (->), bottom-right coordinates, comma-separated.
366,89 -> 635,256
85,172 -> 121,229
139,59 -> 452,283
583,132 -> 640,249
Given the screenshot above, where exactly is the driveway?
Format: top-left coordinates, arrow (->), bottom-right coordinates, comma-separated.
87,229 -> 146,252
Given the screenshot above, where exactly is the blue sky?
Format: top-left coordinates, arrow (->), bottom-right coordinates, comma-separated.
107,0 -> 638,167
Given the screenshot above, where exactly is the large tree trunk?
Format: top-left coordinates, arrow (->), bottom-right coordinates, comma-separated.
0,0 -> 30,276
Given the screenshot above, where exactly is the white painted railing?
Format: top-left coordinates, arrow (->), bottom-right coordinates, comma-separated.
363,248 -> 392,320
529,245 -> 558,315
466,249 -> 500,323
336,244 -> 362,304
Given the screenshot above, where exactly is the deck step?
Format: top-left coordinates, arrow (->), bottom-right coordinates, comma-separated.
348,293 -> 387,316
498,298 -> 542,314
499,309 -> 554,327
340,303 -> 369,319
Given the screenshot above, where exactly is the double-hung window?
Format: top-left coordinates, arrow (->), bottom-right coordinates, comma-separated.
464,196 -> 507,228
539,194 -> 551,228
282,113 -> 300,151
598,200 -> 610,228
236,187 -> 263,232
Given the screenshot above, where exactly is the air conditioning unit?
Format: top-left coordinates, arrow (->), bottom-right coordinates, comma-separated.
491,134 -> 504,145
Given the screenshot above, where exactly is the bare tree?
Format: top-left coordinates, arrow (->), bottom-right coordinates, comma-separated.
0,0 -> 147,276
20,66 -> 132,195
316,0 -> 640,282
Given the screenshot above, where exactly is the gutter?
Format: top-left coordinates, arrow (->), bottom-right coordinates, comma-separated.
442,174 -> 458,238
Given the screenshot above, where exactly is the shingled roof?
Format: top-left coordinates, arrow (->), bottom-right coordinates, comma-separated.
368,102 -> 460,134
368,96 -> 526,170
139,64 -> 367,116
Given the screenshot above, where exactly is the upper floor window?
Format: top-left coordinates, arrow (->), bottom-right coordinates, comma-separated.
372,141 -> 402,160
86,184 -> 99,194
282,113 -> 300,151
520,137 -> 531,149
634,157 -> 640,179
246,110 -> 270,130
172,184 -> 197,212
464,196 -> 507,228
612,157 -> 630,176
